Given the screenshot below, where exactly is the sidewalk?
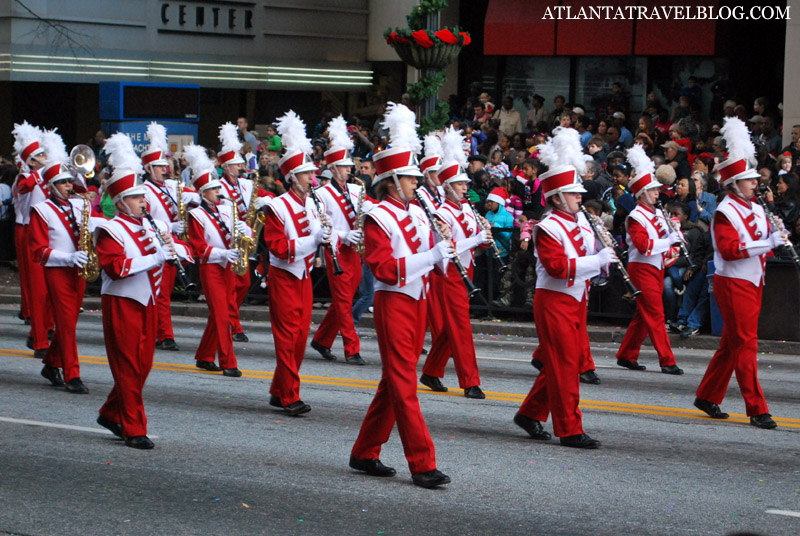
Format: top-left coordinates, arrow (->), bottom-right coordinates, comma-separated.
2,283 -> 798,355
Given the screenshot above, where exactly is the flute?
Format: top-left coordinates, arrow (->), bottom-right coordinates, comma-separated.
463,196 -> 508,273
755,190 -> 800,274
142,208 -> 196,291
414,190 -> 480,298
309,187 -> 344,276
578,204 -> 641,302
656,200 -> 696,270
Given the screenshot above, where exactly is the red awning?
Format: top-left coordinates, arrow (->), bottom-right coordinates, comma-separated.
634,0 -> 718,55
484,0 -> 555,55
556,0 -> 634,55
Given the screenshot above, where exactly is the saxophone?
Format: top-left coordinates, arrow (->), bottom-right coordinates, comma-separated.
176,178 -> 188,242
230,194 -> 252,275
351,176 -> 366,255
244,170 -> 265,258
75,194 -> 100,281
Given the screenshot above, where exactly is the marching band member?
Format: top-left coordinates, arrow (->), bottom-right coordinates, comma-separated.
263,111 -> 332,416
514,127 -> 615,449
29,131 -> 100,392
350,103 -> 455,489
12,153 -> 31,325
185,144 -> 250,377
217,122 -> 272,343
310,116 -> 369,365
141,122 -> 189,352
615,144 -> 684,375
94,133 -> 192,449
12,121 -> 54,359
420,127 -> 490,398
695,118 -> 781,429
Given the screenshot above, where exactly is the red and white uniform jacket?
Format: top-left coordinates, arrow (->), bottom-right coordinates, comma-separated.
263,189 -> 325,279
366,196 -> 437,299
534,209 -> 603,301
415,184 -> 445,215
188,203 -> 251,268
436,198 -> 482,271
219,176 -> 273,220
29,197 -> 104,266
626,204 -> 672,269
94,213 -> 192,306
12,170 -> 48,224
144,179 -> 195,227
712,194 -> 770,287
315,182 -> 374,247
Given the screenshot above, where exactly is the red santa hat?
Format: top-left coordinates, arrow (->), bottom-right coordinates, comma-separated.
104,133 -> 146,203
276,111 -> 316,179
718,117 -> 760,185
372,102 -> 423,184
537,127 -> 587,198
324,115 -> 355,166
486,187 -> 508,206
12,121 -> 44,165
141,122 -> 170,168
626,144 -> 660,197
217,122 -> 245,167
183,144 -> 221,192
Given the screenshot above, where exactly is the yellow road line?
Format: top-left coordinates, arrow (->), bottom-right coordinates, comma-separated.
3,348 -> 798,428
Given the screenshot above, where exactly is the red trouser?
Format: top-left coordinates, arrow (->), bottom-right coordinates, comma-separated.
696,276 -> 768,416
519,289 -> 585,438
156,261 -> 176,341
268,267 -> 312,406
23,225 -> 54,349
196,264 -> 237,369
423,264 -> 480,388
352,291 -> 436,474
425,270 -> 445,342
531,296 -> 596,374
230,269 -> 250,335
43,267 -> 86,381
99,295 -> 156,438
15,224 -> 30,319
616,262 -> 676,367
313,245 -> 362,356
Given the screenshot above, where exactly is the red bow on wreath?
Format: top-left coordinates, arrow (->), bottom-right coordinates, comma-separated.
412,30 -> 434,48
435,29 -> 458,44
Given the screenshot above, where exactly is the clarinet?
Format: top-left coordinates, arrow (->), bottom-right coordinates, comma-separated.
463,196 -> 508,273
755,190 -> 800,274
142,208 -> 196,291
309,187 -> 344,276
656,200 -> 696,270
578,204 -> 641,302
414,190 -> 481,298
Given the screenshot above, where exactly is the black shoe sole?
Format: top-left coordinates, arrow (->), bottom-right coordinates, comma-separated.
419,375 -> 448,392
97,416 -> 123,438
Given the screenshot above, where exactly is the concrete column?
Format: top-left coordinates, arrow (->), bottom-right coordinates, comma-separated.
782,0 -> 800,146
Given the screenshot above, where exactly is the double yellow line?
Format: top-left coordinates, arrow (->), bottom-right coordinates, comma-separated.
3,348 -> 798,429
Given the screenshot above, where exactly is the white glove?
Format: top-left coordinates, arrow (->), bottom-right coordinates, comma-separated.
170,221 -> 186,235
235,220 -> 249,235
667,230 -> 685,245
769,230 -> 787,249
225,249 -> 240,263
254,197 -> 271,210
430,240 -> 456,263
319,225 -> 332,244
70,251 -> 89,268
476,230 -> 490,245
345,229 -> 363,245
596,247 -> 617,266
153,247 -> 169,265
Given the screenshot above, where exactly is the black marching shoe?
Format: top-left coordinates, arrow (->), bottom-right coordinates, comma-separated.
33,348 -> 48,360
531,358 -> 543,371
513,413 -> 552,440
48,329 -> 54,342
464,386 -> 486,399
579,370 -> 601,384
661,365 -> 684,375
617,359 -> 647,371
160,338 -> 180,351
268,396 -> 283,408
349,455 -> 397,477
41,365 -> 65,387
195,360 -> 221,372
65,378 -> 89,394
750,413 -> 778,429
345,353 -> 366,366
26,335 -> 34,350
284,400 -> 311,416
693,397 -> 729,419
310,340 -> 337,361
222,368 -> 242,378
232,332 -> 249,343
124,436 -> 155,450
420,347 -> 428,355
419,374 -> 448,392
412,469 -> 451,489
97,415 -> 123,438
560,433 -> 601,449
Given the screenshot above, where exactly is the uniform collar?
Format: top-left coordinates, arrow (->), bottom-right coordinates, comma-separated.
385,195 -> 408,211
551,208 -> 577,223
444,198 -> 462,211
118,212 -> 144,227
638,203 -> 656,214
287,188 -> 306,207
729,192 -> 754,209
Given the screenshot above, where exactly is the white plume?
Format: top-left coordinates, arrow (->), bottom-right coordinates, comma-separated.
721,117 -> 757,167
104,133 -> 144,176
40,128 -> 69,165
218,122 -> 242,153
626,143 -> 654,178
423,132 -> 443,160
182,144 -> 214,176
381,102 -> 421,154
440,126 -> 467,169
537,127 -> 586,176
276,110 -> 312,155
328,115 -> 354,151
146,122 -> 169,153
12,121 -> 42,154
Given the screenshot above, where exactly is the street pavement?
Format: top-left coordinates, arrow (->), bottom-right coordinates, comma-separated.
1,303 -> 799,536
